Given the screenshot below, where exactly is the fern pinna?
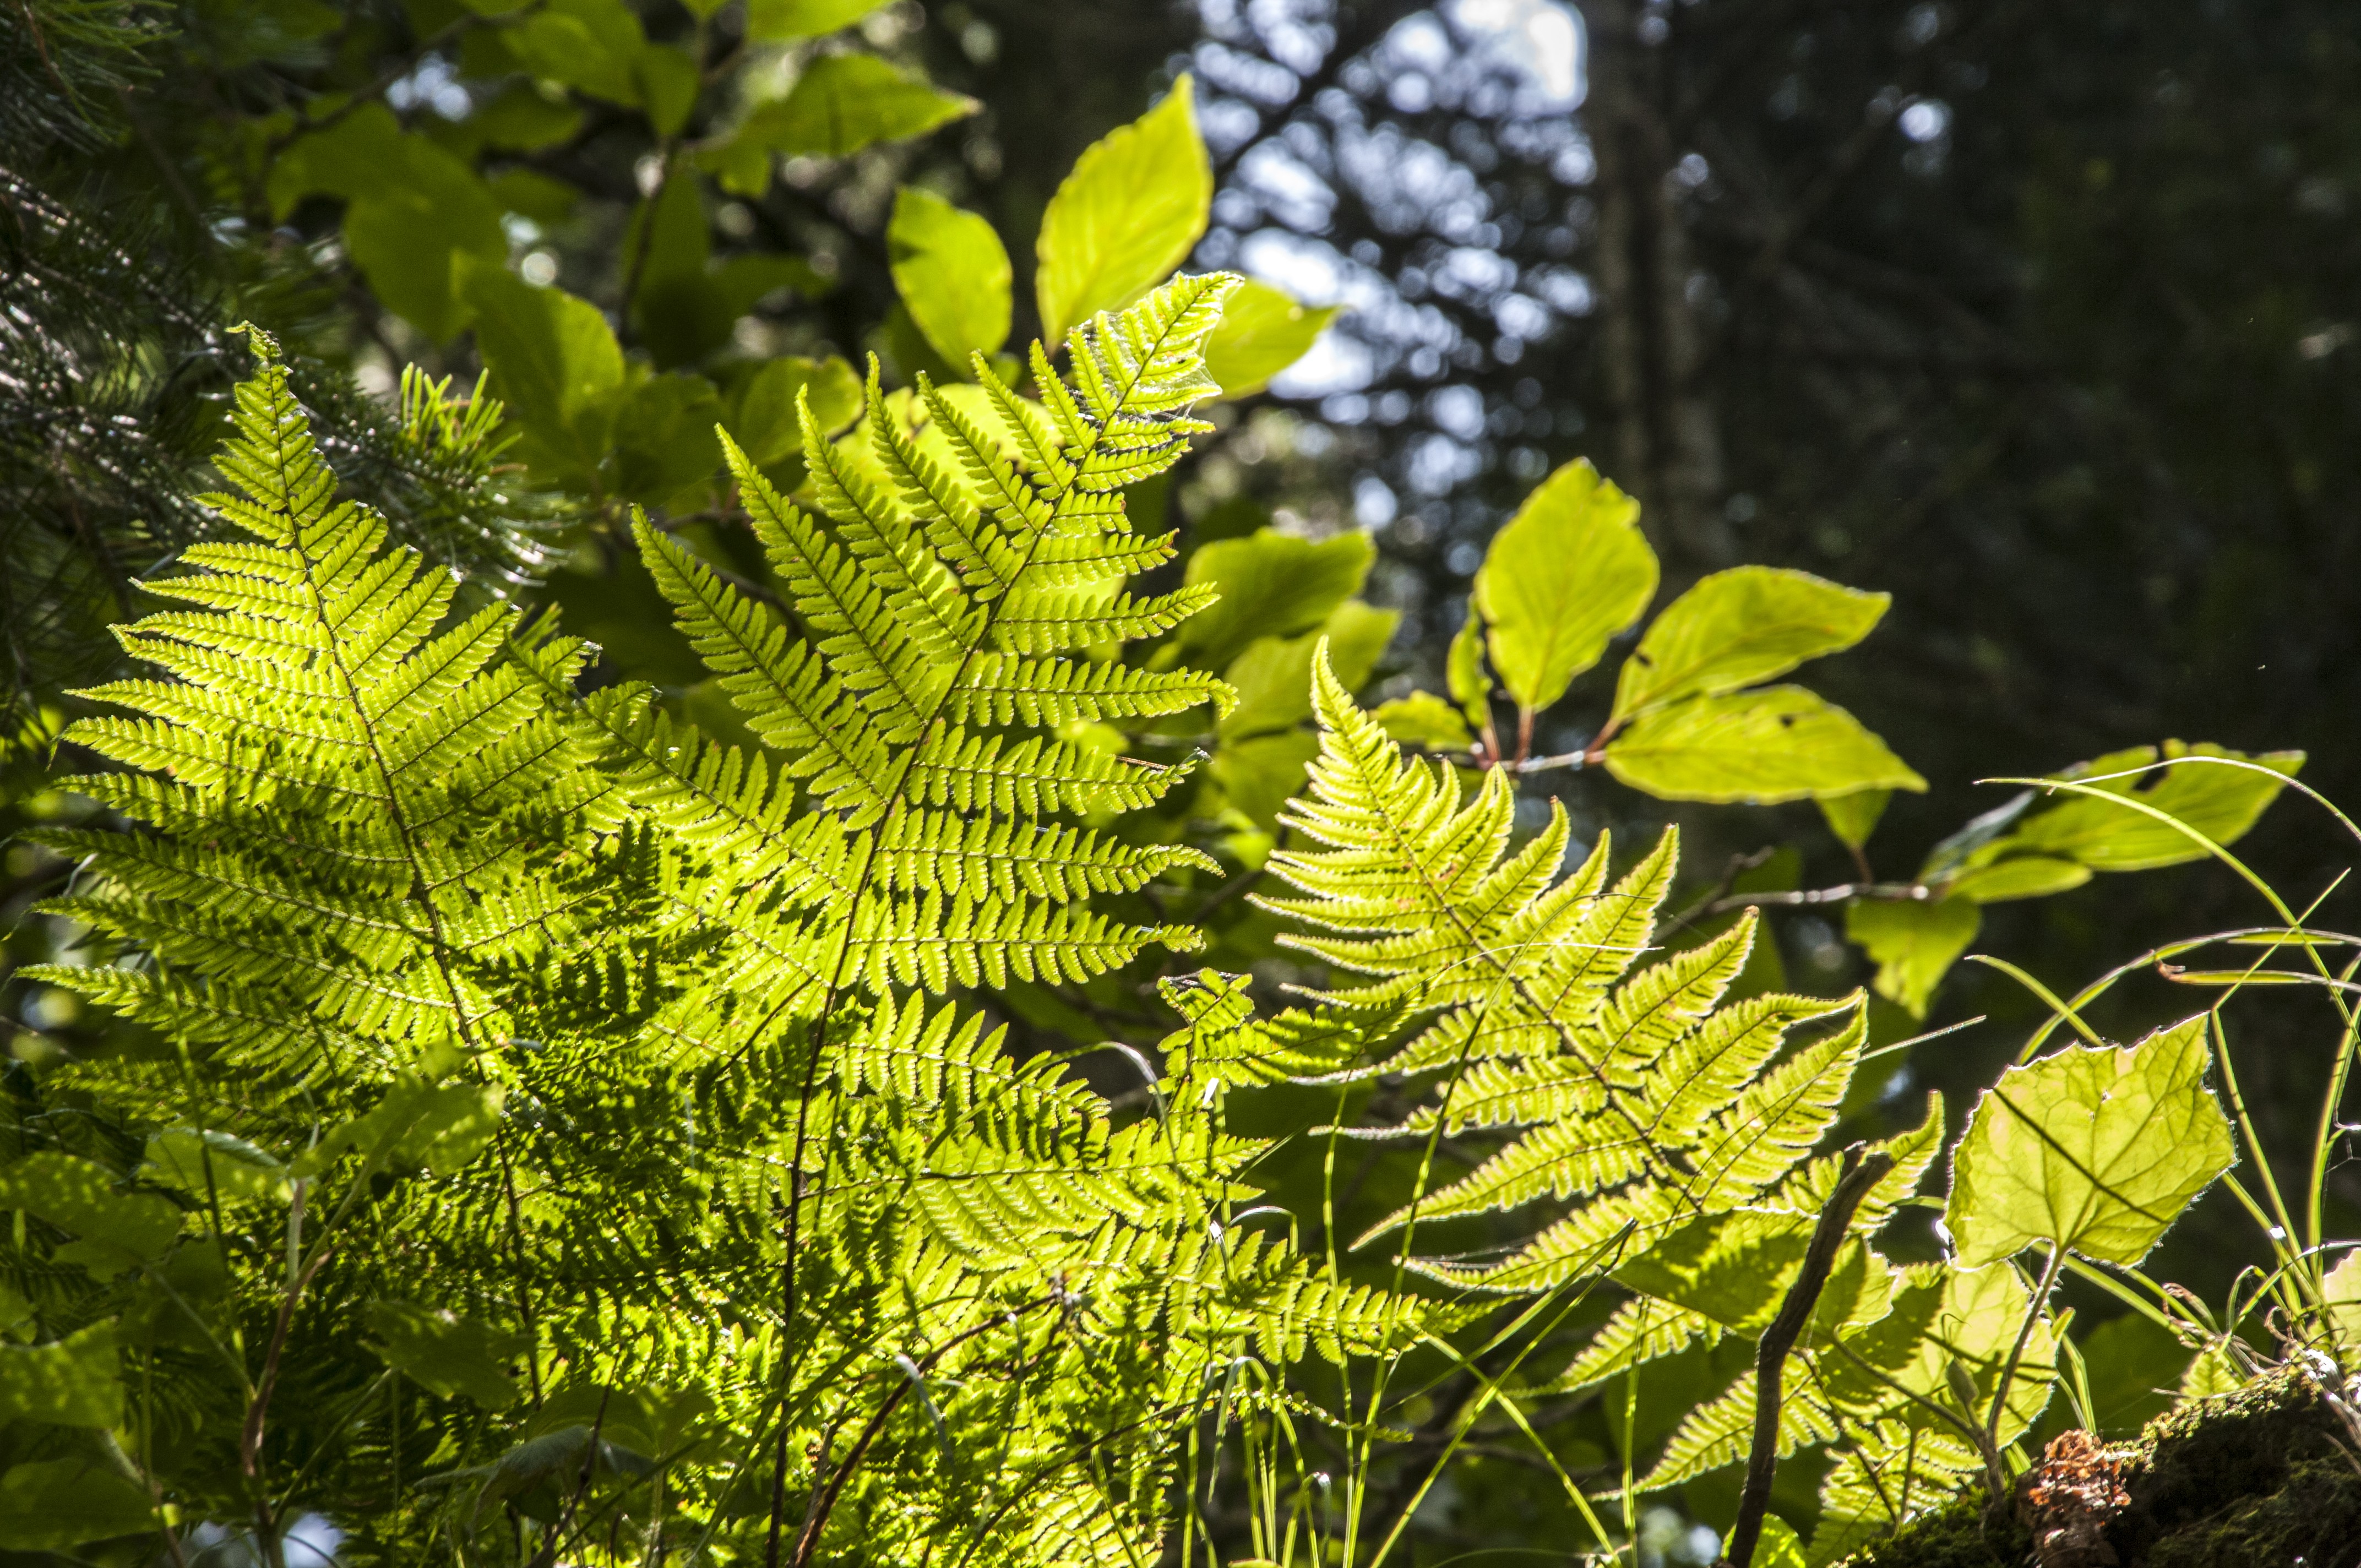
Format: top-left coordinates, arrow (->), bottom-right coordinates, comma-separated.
4,292 -> 1423,1565
1230,654 -> 2054,1564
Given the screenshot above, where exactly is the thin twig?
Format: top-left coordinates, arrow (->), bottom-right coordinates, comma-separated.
1719,1143 -> 1895,1568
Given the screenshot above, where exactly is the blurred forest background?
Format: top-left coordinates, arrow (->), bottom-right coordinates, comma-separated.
6,0 -> 2359,1555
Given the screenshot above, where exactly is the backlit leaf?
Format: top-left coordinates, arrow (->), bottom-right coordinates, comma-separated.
1944,854 -> 2090,904
1472,458 -> 1656,714
464,265 -> 625,487
1946,1016 -> 2234,1266
1172,529 -> 1373,673
889,186 -> 1013,367
1603,687 -> 1926,804
1035,78 -> 1211,344
1201,278 -> 1339,399
728,355 -> 861,466
2009,743 -> 2304,872
1219,602 -> 1397,741
1845,897 -> 1979,1018
1374,690 -> 1472,751
1611,567 -> 1888,723
1818,788 -> 1890,851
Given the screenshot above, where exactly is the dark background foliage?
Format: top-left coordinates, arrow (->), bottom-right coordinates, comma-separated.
938,0 -> 2361,1123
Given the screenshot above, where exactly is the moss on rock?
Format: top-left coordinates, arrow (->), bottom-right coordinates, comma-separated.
1840,1366 -> 2361,1567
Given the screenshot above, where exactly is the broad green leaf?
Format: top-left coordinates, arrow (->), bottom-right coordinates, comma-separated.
638,42 -> 699,135
1201,278 -> 1339,399
1946,1016 -> 2234,1266
1172,528 -> 1373,673
1846,897 -> 1978,1017
141,1129 -> 286,1203
464,266 -> 625,487
0,1458 -> 154,1549
1472,459 -> 1656,714
2324,1249 -> 2361,1360
2179,1343 -> 2240,1400
0,1278 -> 31,1342
2008,742 -> 2304,872
728,355 -> 861,466
1446,612 -> 1492,732
1035,77 -> 1211,344
1944,854 -> 2090,904
889,186 -> 1013,367
1602,687 -> 1927,804
1818,788 -> 1890,851
615,373 -> 726,505
275,109 -> 504,340
486,167 -> 578,225
465,83 -> 584,153
746,0 -> 886,40
1614,1208 -> 1814,1332
1611,567 -> 1889,723
1373,690 -> 1472,752
1930,1263 -> 2059,1440
1827,1264 -> 2054,1440
366,1301 -> 526,1408
0,1323 -> 122,1428
0,1152 -> 181,1275
1210,730 -> 1320,830
293,1080 -> 508,1179
753,55 -> 975,160
265,102 -> 402,216
506,0 -> 645,105
1220,602 -> 1396,741
1735,1517 -> 1807,1568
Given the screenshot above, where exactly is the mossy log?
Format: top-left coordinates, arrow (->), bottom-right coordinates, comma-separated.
1841,1366 -> 2361,1567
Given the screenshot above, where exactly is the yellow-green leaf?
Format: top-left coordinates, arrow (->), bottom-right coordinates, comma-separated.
728,355 -> 861,466
1472,459 -> 1656,714
1220,602 -> 1396,741
1602,687 -> 1926,804
2009,743 -> 2304,872
1611,566 -> 1889,723
746,0 -> 884,40
1944,854 -> 2091,904
1846,897 -> 1978,1018
2322,1250 -> 2361,1362
1946,1016 -> 2234,1266
1035,77 -> 1211,344
1172,528 -> 1373,673
1201,278 -> 1339,399
1447,612 -> 1492,732
1615,1208 -> 1815,1332
1819,788 -> 1891,851
1373,690 -> 1472,752
888,187 -> 1012,368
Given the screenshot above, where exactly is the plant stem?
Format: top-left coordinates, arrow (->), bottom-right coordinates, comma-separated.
1720,1144 -> 1894,1568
